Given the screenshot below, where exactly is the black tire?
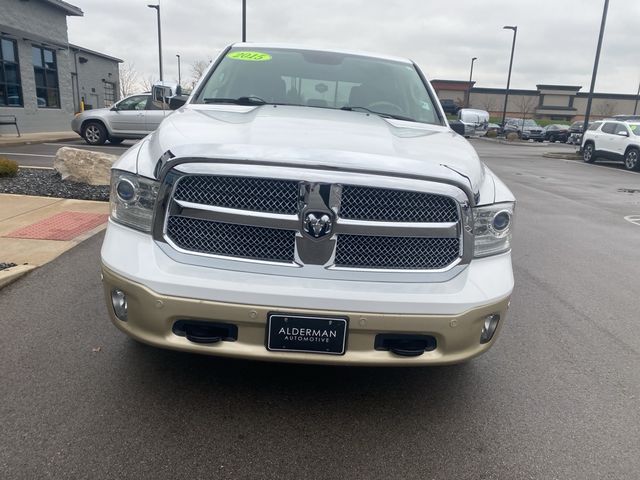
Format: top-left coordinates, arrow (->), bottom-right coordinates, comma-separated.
583,142 -> 596,163
624,148 -> 640,171
549,134 -> 556,143
109,137 -> 124,145
82,121 -> 107,145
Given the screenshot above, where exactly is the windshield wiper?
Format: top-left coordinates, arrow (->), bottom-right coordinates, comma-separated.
341,106 -> 417,123
203,96 -> 267,105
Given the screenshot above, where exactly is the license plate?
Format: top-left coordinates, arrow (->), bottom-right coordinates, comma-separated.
267,314 -> 348,355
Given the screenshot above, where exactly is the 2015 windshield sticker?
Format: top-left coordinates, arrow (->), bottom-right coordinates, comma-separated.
227,51 -> 272,61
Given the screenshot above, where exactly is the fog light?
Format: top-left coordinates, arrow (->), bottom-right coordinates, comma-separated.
111,289 -> 128,321
480,314 -> 500,344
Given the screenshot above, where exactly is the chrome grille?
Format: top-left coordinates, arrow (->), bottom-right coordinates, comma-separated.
166,216 -> 296,263
340,185 -> 458,222
173,176 -> 299,214
335,235 -> 460,270
160,169 -> 469,276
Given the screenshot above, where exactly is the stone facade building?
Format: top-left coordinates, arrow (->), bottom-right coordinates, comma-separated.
432,80 -> 640,121
0,0 -> 122,134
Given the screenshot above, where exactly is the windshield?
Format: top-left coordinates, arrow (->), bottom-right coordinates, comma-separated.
194,47 -> 441,125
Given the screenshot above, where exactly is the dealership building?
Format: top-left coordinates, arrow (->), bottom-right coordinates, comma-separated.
0,0 -> 122,134
432,80 -> 640,121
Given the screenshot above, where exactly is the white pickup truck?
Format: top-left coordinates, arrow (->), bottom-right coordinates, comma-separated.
101,44 -> 515,366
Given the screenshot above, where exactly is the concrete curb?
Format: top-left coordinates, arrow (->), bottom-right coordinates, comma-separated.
543,152 -> 582,160
0,264 -> 37,289
0,135 -> 78,147
475,137 -> 548,147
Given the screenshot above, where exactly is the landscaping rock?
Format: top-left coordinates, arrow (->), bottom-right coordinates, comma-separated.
54,147 -> 117,186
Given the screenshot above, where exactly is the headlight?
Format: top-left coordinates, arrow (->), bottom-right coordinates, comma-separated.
110,170 -> 159,232
473,202 -> 514,257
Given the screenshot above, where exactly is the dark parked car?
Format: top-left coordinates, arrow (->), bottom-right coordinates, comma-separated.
612,115 -> 640,121
543,124 -> 570,142
503,118 -> 544,141
440,98 -> 460,115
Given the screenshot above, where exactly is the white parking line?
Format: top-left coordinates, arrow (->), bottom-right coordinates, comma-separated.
0,152 -> 54,158
624,215 -> 640,226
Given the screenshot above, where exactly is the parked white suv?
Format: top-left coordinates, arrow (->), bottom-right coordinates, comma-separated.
582,120 -> 640,171
101,44 -> 515,366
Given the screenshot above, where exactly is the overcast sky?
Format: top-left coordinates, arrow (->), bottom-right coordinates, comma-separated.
67,0 -> 639,94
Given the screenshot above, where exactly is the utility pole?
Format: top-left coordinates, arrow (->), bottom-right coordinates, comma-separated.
583,0 -> 609,135
242,0 -> 246,42
634,80 -> 640,115
147,4 -> 163,81
500,26 -> 517,132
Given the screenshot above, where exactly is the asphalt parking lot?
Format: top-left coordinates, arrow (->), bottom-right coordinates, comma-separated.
1,139 -> 639,479
0,138 -> 135,167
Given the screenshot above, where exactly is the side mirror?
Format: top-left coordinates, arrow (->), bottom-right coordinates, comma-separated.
169,95 -> 188,110
617,130 -> 629,137
449,120 -> 466,136
110,105 -> 118,111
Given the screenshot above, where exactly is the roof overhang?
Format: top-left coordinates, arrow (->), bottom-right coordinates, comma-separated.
39,0 -> 83,16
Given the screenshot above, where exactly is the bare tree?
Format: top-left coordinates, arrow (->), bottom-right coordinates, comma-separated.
190,60 -> 210,88
140,75 -> 155,92
119,62 -> 140,98
516,96 -> 537,120
480,96 -> 497,113
595,101 -> 617,118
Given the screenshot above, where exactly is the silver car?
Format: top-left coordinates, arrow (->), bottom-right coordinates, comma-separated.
71,93 -> 171,145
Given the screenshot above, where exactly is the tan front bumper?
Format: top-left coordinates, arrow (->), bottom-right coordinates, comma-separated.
102,266 -> 510,366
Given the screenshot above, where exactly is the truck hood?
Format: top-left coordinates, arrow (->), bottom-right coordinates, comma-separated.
138,104 -> 486,202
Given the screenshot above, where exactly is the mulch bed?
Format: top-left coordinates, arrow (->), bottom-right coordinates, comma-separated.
0,168 -> 109,201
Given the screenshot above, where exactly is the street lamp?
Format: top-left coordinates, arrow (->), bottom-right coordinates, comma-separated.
176,54 -> 181,86
466,57 -> 477,108
634,80 -> 640,116
147,4 -> 163,81
500,25 -> 517,132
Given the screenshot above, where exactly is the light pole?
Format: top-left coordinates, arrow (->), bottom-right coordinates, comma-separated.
242,0 -> 246,42
147,4 -> 163,81
176,54 -> 181,86
500,26 -> 517,132
583,0 -> 609,134
466,57 -> 477,108
634,81 -> 640,116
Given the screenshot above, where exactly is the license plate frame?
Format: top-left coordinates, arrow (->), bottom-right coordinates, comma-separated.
266,313 -> 348,355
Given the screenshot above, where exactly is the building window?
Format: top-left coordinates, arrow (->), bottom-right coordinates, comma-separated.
0,38 -> 22,107
104,81 -> 115,107
32,46 -> 60,108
